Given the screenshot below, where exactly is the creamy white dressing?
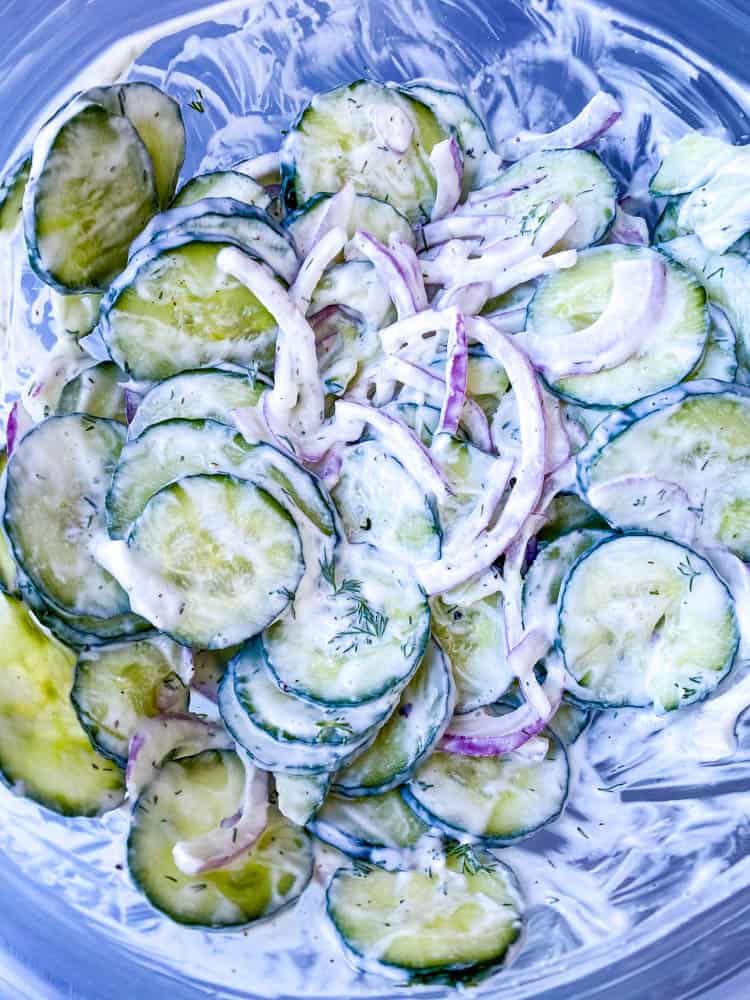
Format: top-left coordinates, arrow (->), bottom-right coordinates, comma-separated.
2,0 -> 750,996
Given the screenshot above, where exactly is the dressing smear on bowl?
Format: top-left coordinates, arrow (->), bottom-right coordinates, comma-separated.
2,0 -> 750,996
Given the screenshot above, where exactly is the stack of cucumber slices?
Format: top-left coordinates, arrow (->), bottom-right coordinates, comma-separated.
0,73 -> 748,984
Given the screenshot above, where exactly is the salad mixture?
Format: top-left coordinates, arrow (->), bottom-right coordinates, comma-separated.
0,69 -> 748,985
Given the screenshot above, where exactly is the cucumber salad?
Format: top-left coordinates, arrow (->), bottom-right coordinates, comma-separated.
0,73 -> 748,985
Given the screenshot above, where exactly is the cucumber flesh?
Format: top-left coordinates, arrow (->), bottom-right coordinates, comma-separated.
333,639 -> 454,796
559,533 -> 738,711
309,259 -> 394,331
57,361 -> 128,422
128,750 -> 313,927
651,133 -> 736,195
263,543 -> 430,706
173,170 -> 269,210
0,592 -> 124,815
327,850 -> 522,977
286,192 -> 414,259
275,771 -> 330,826
404,735 -> 568,845
127,369 -> 263,439
689,312 -> 737,383
309,790 -> 429,861
0,157 -> 30,235
528,245 -> 708,407
98,474 -> 305,650
71,636 -> 189,765
4,415 -> 129,619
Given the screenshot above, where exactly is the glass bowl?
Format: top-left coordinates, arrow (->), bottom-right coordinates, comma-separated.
1,0 -> 750,996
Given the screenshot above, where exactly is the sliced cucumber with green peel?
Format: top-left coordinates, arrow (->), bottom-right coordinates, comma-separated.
173,170 -> 269,210
650,133 -> 736,196
475,149 -> 616,249
0,592 -> 124,815
549,702 -> 591,745
558,533 -> 738,711
50,290 -> 102,339
5,415 -> 129,619
309,260 -> 394,331
535,492 -> 609,545
128,200 -> 298,283
580,384 -> 750,559
98,474 -> 304,649
522,528 -> 610,638
98,234 -> 278,381
331,441 -> 441,563
327,850 -> 522,978
430,591 -> 511,713
282,80 -> 449,223
0,450 -> 17,594
309,790 -> 429,861
403,735 -> 568,845
275,771 -> 330,826
24,97 -> 158,291
690,313 -> 737,383
107,418 -> 335,541
653,198 -> 686,243
71,636 -> 189,765
86,81 -> 185,208
263,544 -> 430,706
333,639 -> 454,796
128,369 -> 263,439
286,192 -> 414,258
0,157 -> 30,235
528,245 -> 708,407
57,361 -> 128,422
128,750 -> 313,927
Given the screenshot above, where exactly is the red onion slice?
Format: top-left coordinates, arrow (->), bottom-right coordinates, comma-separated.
606,203 -> 650,245
436,312 -> 468,436
172,750 -> 269,876
379,306 -> 459,356
290,226 -> 348,311
502,91 -> 621,160
417,316 -> 546,594
5,401 -> 34,456
465,171 -> 549,207
443,456 -> 515,552
126,713 -> 234,800
430,136 -> 464,222
353,231 -> 427,319
517,256 -> 666,378
421,214 -> 521,248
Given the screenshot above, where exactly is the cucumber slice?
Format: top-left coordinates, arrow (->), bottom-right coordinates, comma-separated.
263,544 -> 430,706
580,384 -> 750,559
661,235 -> 750,370
309,790 -> 428,860
0,592 -> 124,815
50,290 -> 102,339
331,441 -> 441,563
430,591 -> 511,714
57,361 -> 128,422
690,313 -> 737,383
403,735 -> 568,845
383,401 -> 443,447
128,750 -> 313,927
107,418 -> 335,541
128,369 -> 263,439
286,192 -> 414,259
71,636 -> 189,765
0,156 -> 30,235
282,81 -> 449,224
0,451 -> 17,594
326,850 -> 522,977
653,198 -> 686,243
99,474 -> 305,649
232,637 -> 396,761
522,528 -> 610,638
173,171 -> 269,210
528,245 -> 708,407
475,149 -> 616,249
5,415 -> 129,619
334,639 -> 454,796
650,133 -> 736,195
309,260 -> 394,331
24,97 -> 158,291
275,771 -> 330,826
98,234 -> 277,381
401,83 -> 496,190
535,492 -> 609,545
129,200 -> 298,283
559,533 -> 738,711
549,702 -> 590,745
87,82 -> 186,209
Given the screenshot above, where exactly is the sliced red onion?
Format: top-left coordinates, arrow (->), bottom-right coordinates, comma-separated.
465,171 -> 549,207
217,248 -> 325,449
441,651 -> 563,756
234,150 -> 280,181
436,313 -> 468,436
296,182 -> 355,259
173,750 -> 269,876
417,316 -> 546,594
532,202 -> 578,253
486,307 -> 528,334
421,213 -> 521,248
435,281 -> 493,316
190,651 -> 226,703
606,203 -> 650,245
335,398 -> 452,501
542,390 -> 572,473
259,392 -> 365,465
353,231 -> 427,320
22,345 -> 100,423
124,389 -> 141,426
373,102 -> 414,154
231,400 -> 278,448
517,256 -> 666,379
313,442 -> 345,490
290,226 -> 348,311
487,250 -> 577,298
502,92 -> 621,160
508,629 -> 553,719
429,136 -> 464,222
126,713 -> 233,800
379,306 -> 459,356
444,456 -> 515,552
5,401 -> 33,456
440,565 -> 505,607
